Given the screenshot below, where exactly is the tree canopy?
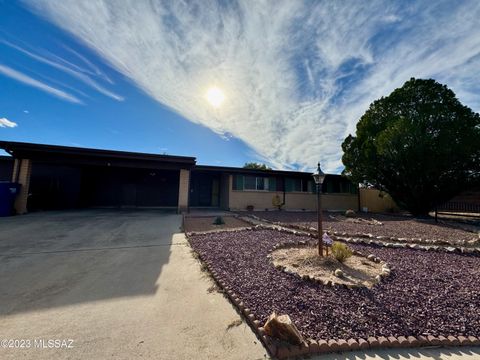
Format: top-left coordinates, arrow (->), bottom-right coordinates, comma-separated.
342,78 -> 480,216
243,162 -> 272,170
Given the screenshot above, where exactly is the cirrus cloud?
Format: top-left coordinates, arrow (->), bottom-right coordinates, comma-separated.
0,117 -> 18,128
24,0 -> 480,172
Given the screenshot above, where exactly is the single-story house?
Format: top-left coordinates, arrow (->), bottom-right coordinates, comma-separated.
0,141 -> 358,214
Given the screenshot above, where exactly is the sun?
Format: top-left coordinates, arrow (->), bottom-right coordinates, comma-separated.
206,86 -> 225,108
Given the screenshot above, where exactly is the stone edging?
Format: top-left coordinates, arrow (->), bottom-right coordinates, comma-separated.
240,214 -> 480,255
269,240 -> 392,288
186,231 -> 480,359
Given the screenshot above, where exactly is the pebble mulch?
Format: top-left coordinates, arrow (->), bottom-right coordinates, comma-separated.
247,211 -> 478,245
189,229 -> 480,342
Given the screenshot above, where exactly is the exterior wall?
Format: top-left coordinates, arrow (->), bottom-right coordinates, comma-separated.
178,169 -> 190,213
284,192 -> 317,210
359,188 -> 399,213
229,190 -> 284,211
322,193 -> 359,211
13,159 -> 32,215
227,175 -> 358,211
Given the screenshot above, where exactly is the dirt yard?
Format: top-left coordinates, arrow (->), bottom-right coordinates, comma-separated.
183,215 -> 251,232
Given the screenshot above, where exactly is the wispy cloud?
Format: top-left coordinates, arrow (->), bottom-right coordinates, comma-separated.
0,117 -> 18,128
25,0 -> 480,172
0,63 -> 83,104
1,40 -> 124,101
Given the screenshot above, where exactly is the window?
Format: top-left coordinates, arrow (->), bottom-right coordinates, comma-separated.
244,176 -> 256,190
244,176 -> 269,190
285,178 -> 313,192
233,175 -> 275,191
323,177 -> 358,194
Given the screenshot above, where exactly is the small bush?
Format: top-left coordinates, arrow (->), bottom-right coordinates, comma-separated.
272,194 -> 283,210
331,242 -> 353,263
212,216 -> 225,225
345,209 -> 356,217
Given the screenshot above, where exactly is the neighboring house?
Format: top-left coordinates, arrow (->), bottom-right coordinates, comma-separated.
0,141 -> 358,214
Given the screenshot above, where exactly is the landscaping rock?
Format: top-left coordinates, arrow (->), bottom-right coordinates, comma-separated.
263,312 -> 304,345
334,269 -> 344,277
189,229 -> 480,340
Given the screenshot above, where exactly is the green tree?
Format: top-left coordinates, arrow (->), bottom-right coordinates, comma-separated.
342,78 -> 480,216
243,162 -> 272,170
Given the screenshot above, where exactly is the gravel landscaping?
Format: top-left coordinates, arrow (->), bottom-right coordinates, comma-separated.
247,211 -> 478,243
189,229 -> 480,341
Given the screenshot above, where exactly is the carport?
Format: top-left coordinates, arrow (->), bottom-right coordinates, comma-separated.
0,141 -> 195,213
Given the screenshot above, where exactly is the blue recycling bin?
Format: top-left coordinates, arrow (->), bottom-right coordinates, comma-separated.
0,182 -> 21,216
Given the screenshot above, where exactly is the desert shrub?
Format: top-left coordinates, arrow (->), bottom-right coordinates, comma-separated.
212,216 -> 225,225
272,194 -> 283,210
331,242 -> 353,263
345,209 -> 356,217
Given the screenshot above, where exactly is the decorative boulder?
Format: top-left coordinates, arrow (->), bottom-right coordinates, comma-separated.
263,312 -> 304,345
334,268 -> 344,277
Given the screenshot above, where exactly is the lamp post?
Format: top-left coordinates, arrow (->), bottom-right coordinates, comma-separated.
312,162 -> 325,256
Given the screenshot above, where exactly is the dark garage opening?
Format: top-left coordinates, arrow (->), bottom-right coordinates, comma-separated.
28,163 -> 180,211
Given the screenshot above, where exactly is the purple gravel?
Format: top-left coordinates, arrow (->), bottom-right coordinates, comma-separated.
252,211 -> 477,243
189,229 -> 480,340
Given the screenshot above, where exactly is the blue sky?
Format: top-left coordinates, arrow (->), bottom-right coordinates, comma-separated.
1,1 -> 480,173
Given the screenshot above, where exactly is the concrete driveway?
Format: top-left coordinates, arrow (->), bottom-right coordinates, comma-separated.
1,210 -> 478,360
0,210 -> 266,359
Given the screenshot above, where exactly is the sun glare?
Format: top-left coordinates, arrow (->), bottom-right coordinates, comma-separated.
206,87 -> 225,108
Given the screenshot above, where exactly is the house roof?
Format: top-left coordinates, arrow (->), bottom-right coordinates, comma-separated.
0,141 -> 196,170
194,165 -> 346,179
0,141 -> 344,177
194,164 -> 313,177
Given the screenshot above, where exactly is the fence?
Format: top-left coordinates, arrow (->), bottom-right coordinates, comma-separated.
437,201 -> 480,215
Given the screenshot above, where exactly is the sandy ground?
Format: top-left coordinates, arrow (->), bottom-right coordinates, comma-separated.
271,245 -> 383,287
184,215 -> 251,232
0,210 -> 266,360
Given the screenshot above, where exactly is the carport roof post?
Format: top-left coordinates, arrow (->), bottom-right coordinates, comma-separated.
0,141 -> 196,170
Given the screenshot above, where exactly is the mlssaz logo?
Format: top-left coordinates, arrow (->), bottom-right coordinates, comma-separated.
34,339 -> 74,349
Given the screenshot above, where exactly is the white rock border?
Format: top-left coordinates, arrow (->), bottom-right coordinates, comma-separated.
239,214 -> 480,255
269,240 -> 392,288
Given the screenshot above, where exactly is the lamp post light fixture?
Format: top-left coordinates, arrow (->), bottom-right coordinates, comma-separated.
312,162 -> 326,256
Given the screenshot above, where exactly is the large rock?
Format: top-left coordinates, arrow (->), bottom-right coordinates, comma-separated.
263,312 -> 304,345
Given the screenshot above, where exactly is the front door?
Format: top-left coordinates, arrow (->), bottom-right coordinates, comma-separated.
189,172 -> 220,207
